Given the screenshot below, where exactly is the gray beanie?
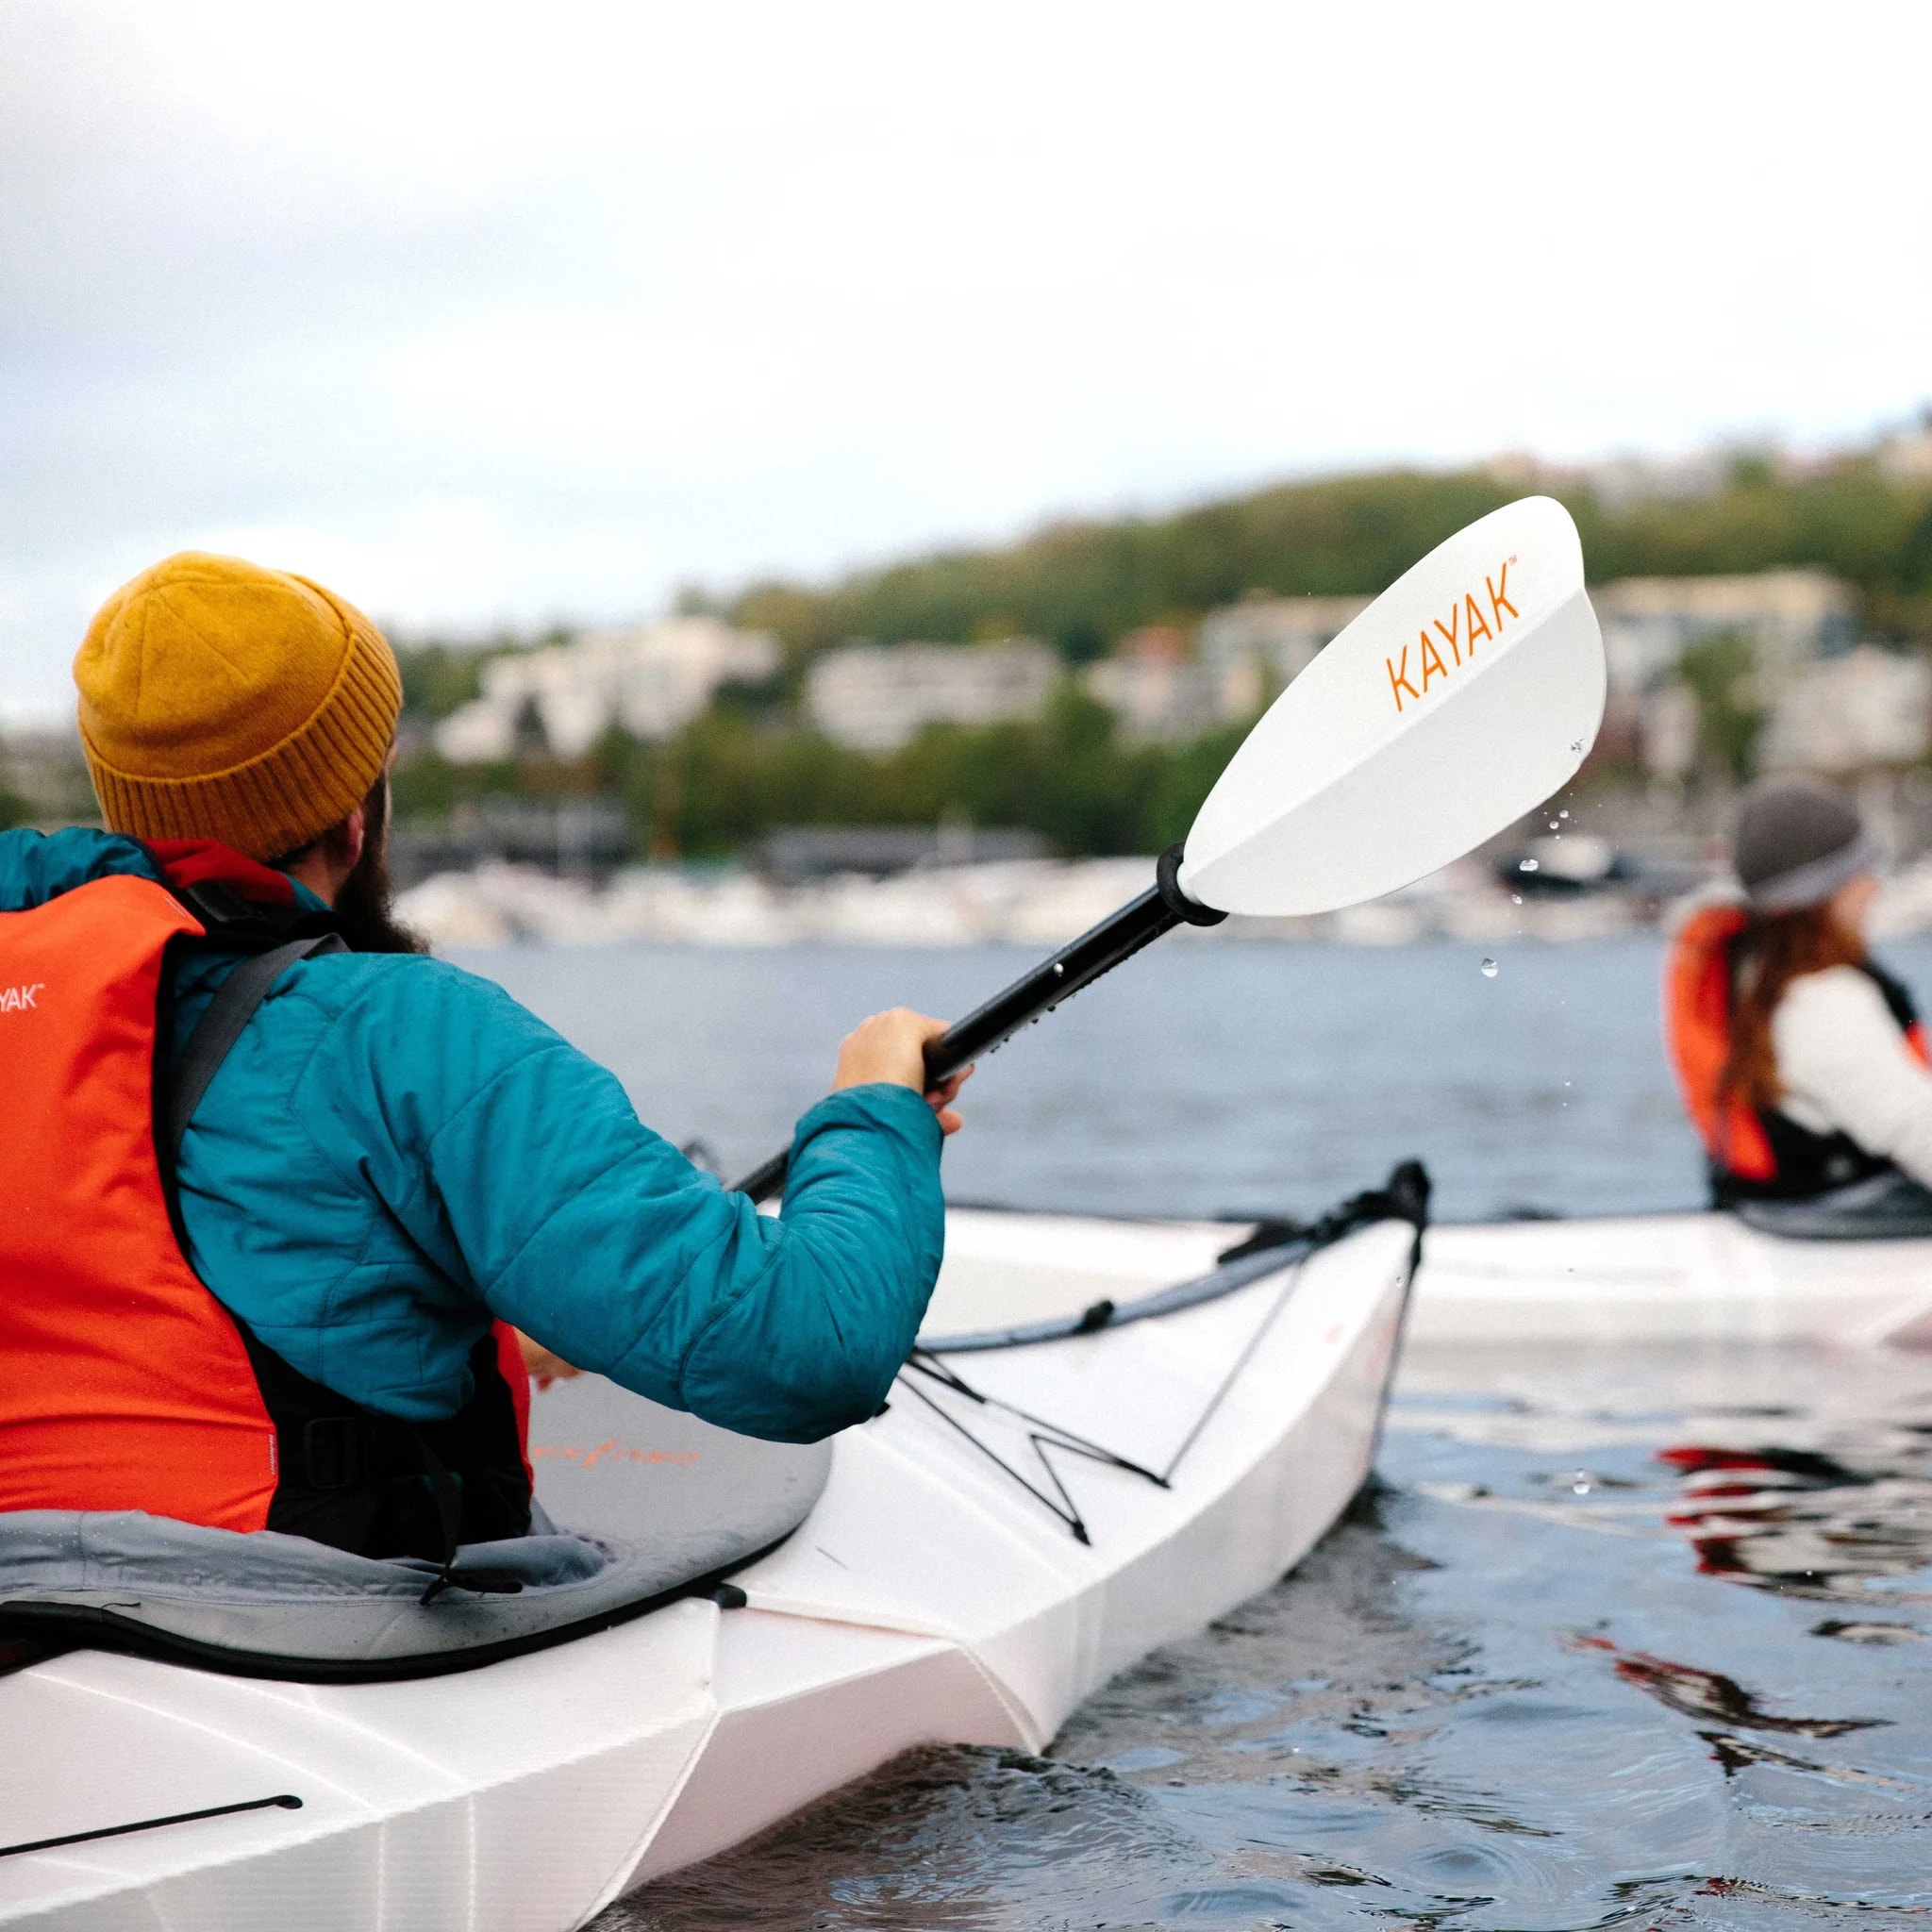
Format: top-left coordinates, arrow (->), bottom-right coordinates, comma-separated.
1733,778 -> 1876,910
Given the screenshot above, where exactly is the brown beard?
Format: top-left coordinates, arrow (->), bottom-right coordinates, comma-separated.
328,778 -> 426,955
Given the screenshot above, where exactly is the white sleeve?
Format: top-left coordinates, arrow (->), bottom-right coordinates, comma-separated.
1772,967 -> 1932,1187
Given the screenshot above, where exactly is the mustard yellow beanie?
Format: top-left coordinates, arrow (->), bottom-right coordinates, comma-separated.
75,552 -> 403,861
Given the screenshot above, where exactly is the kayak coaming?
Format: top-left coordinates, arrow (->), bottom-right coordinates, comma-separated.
1410,1214 -> 1932,1349
0,1210 -> 1416,1930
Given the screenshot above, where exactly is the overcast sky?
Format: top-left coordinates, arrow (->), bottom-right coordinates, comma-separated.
3,0 -> 1927,720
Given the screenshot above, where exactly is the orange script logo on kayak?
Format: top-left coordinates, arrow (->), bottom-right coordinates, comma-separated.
1385,558 -> 1520,714
532,1441 -> 701,1469
0,983 -> 43,1013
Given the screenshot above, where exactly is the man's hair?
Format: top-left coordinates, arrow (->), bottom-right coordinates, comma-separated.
273,776 -> 425,956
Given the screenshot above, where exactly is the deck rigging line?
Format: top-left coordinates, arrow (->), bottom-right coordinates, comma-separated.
896,1351 -> 1168,1545
899,1161 -> 1430,1544
0,1794 -> 303,1860
1157,1259 -> 1307,1487
897,1253 -> 1307,1543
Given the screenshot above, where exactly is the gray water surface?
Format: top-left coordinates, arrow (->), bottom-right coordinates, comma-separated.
449,936 -> 1932,1929
459,934 -> 1766,1223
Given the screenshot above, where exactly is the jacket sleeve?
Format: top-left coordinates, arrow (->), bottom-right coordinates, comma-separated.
1773,966 -> 1932,1187
322,958 -> 947,1442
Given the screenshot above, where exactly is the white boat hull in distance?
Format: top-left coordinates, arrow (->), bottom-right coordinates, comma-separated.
0,1208 -> 1417,1932
1410,1214 -> 1932,1350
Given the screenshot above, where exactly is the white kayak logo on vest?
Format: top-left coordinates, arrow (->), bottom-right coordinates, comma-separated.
0,983 -> 44,1012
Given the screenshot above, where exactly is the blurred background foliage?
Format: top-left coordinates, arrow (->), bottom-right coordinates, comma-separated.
392,692 -> 1247,863
1675,631 -> 1766,784
389,454 -> 1932,861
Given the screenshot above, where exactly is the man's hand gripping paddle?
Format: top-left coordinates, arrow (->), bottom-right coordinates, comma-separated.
731,496 -> 1607,1201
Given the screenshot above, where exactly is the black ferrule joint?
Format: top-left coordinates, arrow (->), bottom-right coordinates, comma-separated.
1156,843 -> 1227,926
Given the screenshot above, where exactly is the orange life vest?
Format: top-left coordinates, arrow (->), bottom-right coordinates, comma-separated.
1662,902 -> 1929,1200
0,861 -> 531,1558
0,874 -> 280,1525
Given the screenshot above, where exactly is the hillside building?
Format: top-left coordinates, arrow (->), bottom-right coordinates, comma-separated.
805,640 -> 1059,753
1196,594 -> 1373,717
1082,625 -> 1232,742
436,617 -> 779,763
1590,571 -> 1857,697
1584,569 -> 1868,782
1757,646 -> 1932,775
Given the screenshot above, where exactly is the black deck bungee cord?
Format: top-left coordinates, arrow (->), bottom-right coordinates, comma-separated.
895,1351 -> 1168,1546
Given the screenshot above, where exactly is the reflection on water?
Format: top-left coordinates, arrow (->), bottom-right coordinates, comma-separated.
610,1344 -> 1932,1930
1662,1443 -> 1932,1604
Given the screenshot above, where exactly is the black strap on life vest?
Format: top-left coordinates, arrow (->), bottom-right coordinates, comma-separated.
236,1327 -> 529,1604
162,934 -> 347,1167
158,896 -> 527,1601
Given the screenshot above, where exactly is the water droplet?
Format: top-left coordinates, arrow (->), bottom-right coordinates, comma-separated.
1480,957 -> 1499,978
1510,893 -> 1523,905
1519,858 -> 1540,873
1572,1477 -> 1593,1496
1570,738 -> 1585,752
1559,809 -> 1570,820
1548,820 -> 1560,831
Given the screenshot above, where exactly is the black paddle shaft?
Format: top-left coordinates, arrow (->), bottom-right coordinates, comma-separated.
729,844 -> 1225,1203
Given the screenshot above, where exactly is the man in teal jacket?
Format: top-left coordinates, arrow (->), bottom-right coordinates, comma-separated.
29,551 -> 961,1488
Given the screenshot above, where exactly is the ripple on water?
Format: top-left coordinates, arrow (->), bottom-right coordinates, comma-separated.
611,1746 -> 1211,1929
606,1343 -> 1932,1930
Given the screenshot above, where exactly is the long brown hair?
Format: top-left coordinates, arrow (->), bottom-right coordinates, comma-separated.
1720,903 -> 1867,1111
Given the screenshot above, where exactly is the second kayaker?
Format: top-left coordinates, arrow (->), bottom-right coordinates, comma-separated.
1664,776 -> 1932,1224
0,551 -> 967,1565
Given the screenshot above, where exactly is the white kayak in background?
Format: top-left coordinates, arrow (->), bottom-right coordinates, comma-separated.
0,1202 -> 1418,1932
1411,1212 -> 1932,1350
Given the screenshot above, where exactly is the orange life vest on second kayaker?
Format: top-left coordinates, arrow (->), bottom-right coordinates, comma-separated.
1663,902 -> 1930,1204
0,860 -> 532,1567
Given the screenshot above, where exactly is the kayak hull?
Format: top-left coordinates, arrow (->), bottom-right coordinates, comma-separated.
1,1211 -> 1416,1931
1410,1213 -> 1932,1349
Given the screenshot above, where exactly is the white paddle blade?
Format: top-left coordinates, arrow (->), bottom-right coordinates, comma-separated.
1178,495 -> 1605,917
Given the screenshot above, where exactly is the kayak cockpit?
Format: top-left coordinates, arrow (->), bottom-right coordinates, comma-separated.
0,1389 -> 830,1682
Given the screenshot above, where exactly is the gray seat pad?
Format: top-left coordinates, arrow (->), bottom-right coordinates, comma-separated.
0,1378 -> 831,1680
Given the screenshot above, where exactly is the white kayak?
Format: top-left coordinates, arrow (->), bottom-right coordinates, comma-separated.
1412,1212 -> 1932,1349
0,1202 -> 1417,1931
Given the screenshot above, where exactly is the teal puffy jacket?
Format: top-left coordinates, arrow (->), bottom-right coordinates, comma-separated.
0,828 -> 946,1441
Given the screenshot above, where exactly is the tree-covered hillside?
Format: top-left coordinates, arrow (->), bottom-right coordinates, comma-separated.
728,451 -> 1932,662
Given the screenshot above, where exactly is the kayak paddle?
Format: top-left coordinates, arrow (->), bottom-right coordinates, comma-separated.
731,494 -> 1606,1201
